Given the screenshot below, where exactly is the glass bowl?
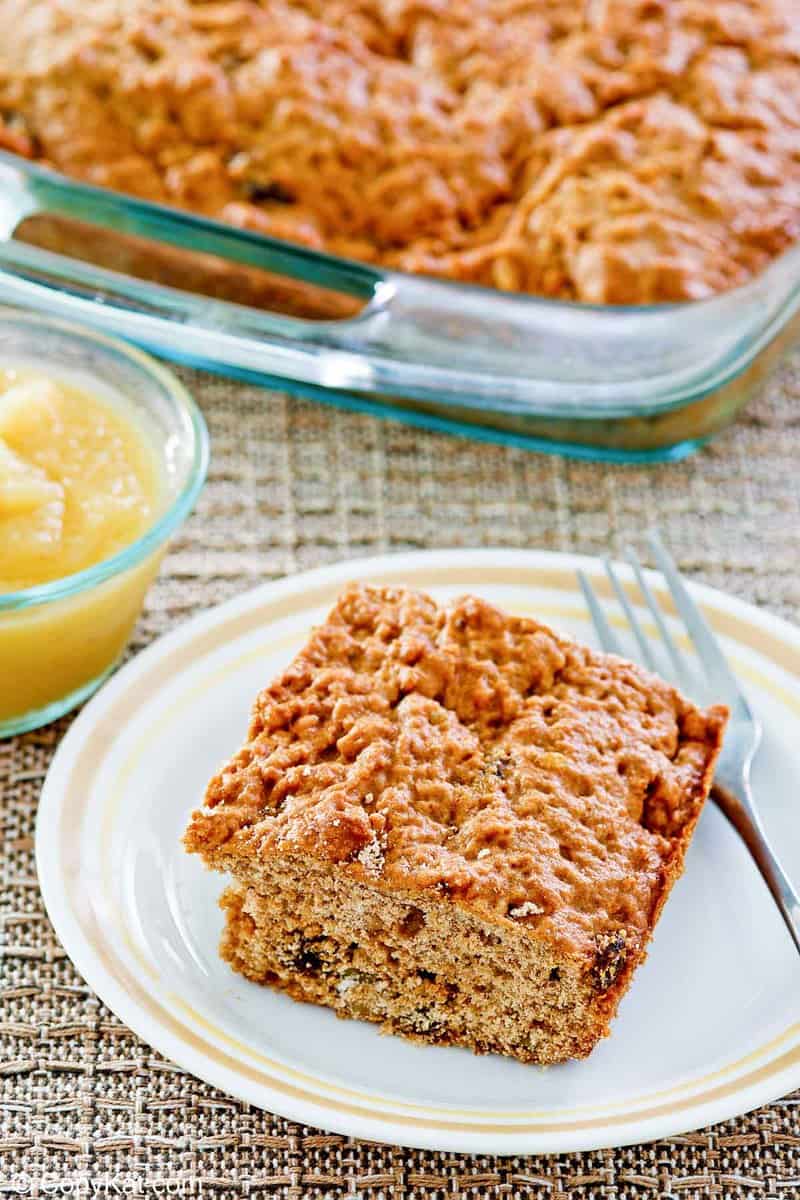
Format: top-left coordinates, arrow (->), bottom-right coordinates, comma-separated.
0,311 -> 209,736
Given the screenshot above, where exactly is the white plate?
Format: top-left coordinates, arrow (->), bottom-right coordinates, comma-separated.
36,550 -> 800,1154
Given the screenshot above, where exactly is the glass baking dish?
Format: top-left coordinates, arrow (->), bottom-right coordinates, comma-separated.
1,151 -> 799,462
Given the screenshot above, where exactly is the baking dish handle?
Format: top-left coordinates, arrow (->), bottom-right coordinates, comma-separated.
3,151 -> 800,420
0,153 -> 391,338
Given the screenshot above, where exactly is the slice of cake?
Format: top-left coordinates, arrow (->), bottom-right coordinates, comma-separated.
184,583 -> 726,1064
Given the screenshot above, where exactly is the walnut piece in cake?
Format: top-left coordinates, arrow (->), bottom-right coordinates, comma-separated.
184,583 -> 726,1064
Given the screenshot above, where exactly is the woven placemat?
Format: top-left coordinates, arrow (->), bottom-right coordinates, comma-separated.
3,359 -> 800,1199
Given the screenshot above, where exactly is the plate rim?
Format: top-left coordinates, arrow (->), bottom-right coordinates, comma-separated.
35,547 -> 800,1154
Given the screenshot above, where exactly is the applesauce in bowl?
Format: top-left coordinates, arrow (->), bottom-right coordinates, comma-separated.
0,311 -> 208,736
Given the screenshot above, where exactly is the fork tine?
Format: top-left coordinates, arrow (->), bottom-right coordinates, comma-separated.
577,569 -> 624,656
647,530 -> 742,699
603,557 -> 658,672
624,546 -> 693,687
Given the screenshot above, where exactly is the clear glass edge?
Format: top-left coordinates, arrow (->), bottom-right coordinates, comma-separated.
0,311 -> 210,613
2,151 -> 800,415
3,258 -> 798,419
128,344 -> 723,463
5,149 -> 800,320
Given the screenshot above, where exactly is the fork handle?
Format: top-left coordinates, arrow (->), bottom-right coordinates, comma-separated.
712,781 -> 800,955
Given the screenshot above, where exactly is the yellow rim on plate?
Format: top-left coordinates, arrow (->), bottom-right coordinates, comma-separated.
38,551 -> 800,1153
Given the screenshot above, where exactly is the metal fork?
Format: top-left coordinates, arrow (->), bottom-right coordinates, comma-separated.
578,530 -> 800,955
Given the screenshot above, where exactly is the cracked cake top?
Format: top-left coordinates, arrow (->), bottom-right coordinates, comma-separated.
185,583 -> 726,962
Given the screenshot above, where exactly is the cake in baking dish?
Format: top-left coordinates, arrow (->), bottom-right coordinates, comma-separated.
184,583 -> 726,1064
0,0 -> 798,303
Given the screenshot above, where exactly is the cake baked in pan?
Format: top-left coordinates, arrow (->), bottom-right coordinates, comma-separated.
0,0 -> 798,304
185,584 -> 727,1064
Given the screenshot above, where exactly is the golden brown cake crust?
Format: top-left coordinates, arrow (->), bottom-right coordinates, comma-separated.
0,0 -> 798,302
185,583 -> 727,973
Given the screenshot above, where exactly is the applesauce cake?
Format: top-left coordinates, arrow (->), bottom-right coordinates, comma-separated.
0,0 -> 798,303
185,583 -> 726,1064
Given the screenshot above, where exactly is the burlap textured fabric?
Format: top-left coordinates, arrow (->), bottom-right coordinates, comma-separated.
2,360 -> 800,1198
